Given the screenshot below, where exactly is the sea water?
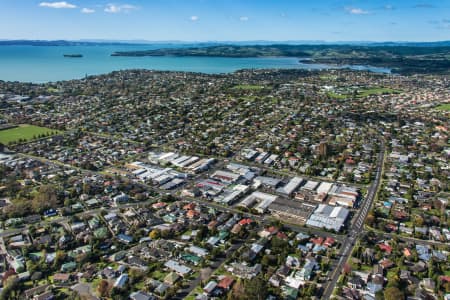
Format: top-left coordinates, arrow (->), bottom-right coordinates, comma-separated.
0,44 -> 391,83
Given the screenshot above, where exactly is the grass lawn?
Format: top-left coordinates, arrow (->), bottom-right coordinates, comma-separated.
152,270 -> 167,281
436,103 -> 450,111
356,87 -> 401,97
233,84 -> 265,90
134,281 -> 145,290
327,88 -> 401,100
359,264 -> 373,272
0,124 -> 62,144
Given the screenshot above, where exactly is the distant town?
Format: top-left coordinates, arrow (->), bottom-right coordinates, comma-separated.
0,68 -> 448,300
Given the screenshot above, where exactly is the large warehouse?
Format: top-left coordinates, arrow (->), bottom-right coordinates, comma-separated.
306,204 -> 349,232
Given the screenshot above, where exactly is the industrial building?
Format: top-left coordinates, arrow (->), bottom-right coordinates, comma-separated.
306,204 -> 349,232
239,191 -> 278,213
276,177 -> 304,196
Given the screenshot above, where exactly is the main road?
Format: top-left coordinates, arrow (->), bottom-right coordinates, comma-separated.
321,140 -> 385,299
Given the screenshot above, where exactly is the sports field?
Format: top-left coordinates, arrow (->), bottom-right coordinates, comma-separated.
436,103 -> 450,111
0,124 -> 62,144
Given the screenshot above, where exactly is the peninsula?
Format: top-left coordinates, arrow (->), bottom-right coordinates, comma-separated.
111,44 -> 450,75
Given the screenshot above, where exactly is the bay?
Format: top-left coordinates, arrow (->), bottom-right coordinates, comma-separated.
0,45 -> 391,83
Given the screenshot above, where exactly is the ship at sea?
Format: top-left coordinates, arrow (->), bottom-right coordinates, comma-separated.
63,54 -> 83,58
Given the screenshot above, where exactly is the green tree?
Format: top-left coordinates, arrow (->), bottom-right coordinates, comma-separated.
32,184 -> 58,213
384,286 -> 404,300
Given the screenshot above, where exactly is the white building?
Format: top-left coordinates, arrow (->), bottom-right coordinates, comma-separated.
306,204 -> 349,232
276,177 -> 304,196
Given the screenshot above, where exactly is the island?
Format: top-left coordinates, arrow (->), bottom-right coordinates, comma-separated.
111,44 -> 450,75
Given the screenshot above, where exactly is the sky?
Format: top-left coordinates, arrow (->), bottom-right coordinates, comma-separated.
1,0 -> 449,42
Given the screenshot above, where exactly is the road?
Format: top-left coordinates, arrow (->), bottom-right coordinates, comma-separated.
173,241 -> 244,300
321,139 -> 385,299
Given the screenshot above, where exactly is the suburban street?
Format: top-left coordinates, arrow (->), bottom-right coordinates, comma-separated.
321,140 -> 386,299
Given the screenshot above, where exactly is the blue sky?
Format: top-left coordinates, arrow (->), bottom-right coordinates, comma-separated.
1,0 -> 449,41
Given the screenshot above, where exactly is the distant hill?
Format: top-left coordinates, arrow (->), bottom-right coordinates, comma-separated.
0,40 -> 138,46
111,44 -> 450,75
1,39 -> 450,47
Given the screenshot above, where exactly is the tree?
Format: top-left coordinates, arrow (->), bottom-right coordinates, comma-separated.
149,229 -> 160,239
0,275 -> 19,300
228,279 -> 245,300
32,184 -> 58,213
97,279 -> 110,298
383,286 -> 404,300
244,276 -> 268,300
366,212 -> 375,227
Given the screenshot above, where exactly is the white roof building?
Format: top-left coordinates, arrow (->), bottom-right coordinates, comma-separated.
239,191 -> 278,213
316,182 -> 334,195
306,204 -> 349,232
302,180 -> 319,191
276,177 -> 304,196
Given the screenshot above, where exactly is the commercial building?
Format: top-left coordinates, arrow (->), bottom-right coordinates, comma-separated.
301,180 -> 319,191
306,204 -> 349,232
239,191 -> 278,213
276,177 -> 304,196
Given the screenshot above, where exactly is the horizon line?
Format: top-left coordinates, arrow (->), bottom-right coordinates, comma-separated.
1,39 -> 450,44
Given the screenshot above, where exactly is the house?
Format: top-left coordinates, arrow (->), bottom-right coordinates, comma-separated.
421,278 -> 435,293
348,275 -> 365,290
130,291 -> 155,300
53,273 -> 71,283
373,265 -> 383,277
400,270 -> 414,284
164,260 -> 191,276
297,258 -> 318,281
366,282 -> 383,295
154,283 -> 169,295
403,248 -> 412,257
114,273 -> 129,289
164,272 -> 180,285
323,237 -> 336,247
377,242 -> 392,254
379,258 -> 394,269
188,246 -> 208,257
60,262 -> 77,273
228,262 -> 262,279
33,291 -> 55,300
43,209 -> 57,218
117,234 -> 133,244
203,280 -> 217,294
217,276 -> 234,290
113,193 -> 129,206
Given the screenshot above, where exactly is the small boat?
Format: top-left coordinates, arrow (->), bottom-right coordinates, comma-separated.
63,54 -> 83,58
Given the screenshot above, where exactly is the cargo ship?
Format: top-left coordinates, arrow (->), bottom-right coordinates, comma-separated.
63,54 -> 83,58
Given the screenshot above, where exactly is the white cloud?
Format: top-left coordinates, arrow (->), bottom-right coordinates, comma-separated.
81,8 -> 95,14
104,4 -> 137,13
39,1 -> 77,9
345,7 -> 369,15
190,15 -> 199,21
239,16 -> 249,21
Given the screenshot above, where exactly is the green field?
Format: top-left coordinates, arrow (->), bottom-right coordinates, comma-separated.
327,87 -> 401,100
436,103 -> 450,111
233,84 -> 265,90
356,87 -> 401,97
0,124 -> 62,144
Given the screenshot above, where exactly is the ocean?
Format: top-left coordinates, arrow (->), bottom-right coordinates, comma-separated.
0,45 -> 391,83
